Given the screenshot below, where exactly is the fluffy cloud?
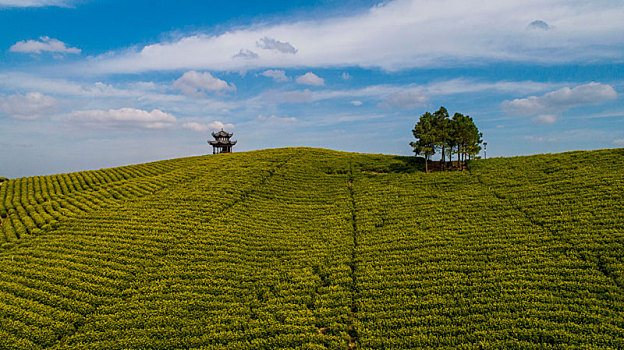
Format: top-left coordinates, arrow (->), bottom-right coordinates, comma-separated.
173,71 -> 235,97
10,36 -> 81,54
256,37 -> 297,54
382,89 -> 428,109
614,139 -> 624,146
0,0 -> 72,7
342,72 -> 352,80
0,92 -> 57,119
233,49 -> 258,59
502,82 -> 617,116
529,20 -> 551,31
182,121 -> 234,132
351,100 -> 363,106
84,0 -> 624,74
257,114 -> 297,123
259,70 -> 289,82
63,108 -> 176,129
296,72 -> 324,86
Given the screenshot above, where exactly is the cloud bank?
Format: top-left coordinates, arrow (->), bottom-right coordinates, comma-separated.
83,0 -> 624,74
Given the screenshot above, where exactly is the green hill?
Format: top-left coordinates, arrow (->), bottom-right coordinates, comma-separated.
0,147 -> 623,349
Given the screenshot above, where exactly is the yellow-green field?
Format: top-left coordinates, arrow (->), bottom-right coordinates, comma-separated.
0,147 -> 623,349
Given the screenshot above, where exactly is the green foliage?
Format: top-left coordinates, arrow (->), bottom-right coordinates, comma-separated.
0,147 -> 622,349
411,107 -> 483,172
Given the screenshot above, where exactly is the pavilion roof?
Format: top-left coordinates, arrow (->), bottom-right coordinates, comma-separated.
212,129 -> 233,138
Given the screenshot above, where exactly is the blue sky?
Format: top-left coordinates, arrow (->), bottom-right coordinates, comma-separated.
0,0 -> 623,177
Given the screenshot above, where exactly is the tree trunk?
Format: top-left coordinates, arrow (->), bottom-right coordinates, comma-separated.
425,153 -> 429,173
441,146 -> 445,171
461,147 -> 465,171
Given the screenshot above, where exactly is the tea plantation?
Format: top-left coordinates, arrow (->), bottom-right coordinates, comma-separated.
0,147 -> 622,349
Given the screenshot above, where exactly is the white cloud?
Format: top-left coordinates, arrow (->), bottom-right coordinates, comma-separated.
82,0 -> 624,74
502,82 -> 617,116
0,0 -> 72,7
296,72 -> 324,86
257,114 -> 297,123
10,36 -> 80,54
256,37 -> 297,54
182,121 -> 234,132
233,49 -> 258,59
0,92 -> 57,119
351,100 -> 363,106
342,72 -> 352,80
259,70 -> 289,82
173,71 -> 236,97
381,88 -> 428,109
614,139 -> 624,146
63,108 -> 177,129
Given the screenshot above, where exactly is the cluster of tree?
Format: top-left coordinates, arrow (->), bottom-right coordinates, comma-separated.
410,107 -> 483,173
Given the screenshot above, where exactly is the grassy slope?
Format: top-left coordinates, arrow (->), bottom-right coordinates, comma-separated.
0,147 -> 622,349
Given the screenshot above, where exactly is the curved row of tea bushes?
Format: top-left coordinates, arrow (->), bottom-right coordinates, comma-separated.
0,157 -> 204,244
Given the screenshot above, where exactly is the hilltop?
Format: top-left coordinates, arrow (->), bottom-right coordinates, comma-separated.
0,147 -> 623,349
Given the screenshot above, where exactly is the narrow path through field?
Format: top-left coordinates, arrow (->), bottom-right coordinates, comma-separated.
475,173 -> 624,291
346,165 -> 359,349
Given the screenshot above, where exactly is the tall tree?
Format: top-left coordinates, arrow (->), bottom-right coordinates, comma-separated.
452,113 -> 468,168
452,113 -> 482,168
432,107 -> 452,170
410,111 -> 437,173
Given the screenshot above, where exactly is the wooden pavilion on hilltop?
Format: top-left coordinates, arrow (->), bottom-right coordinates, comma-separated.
208,129 -> 237,154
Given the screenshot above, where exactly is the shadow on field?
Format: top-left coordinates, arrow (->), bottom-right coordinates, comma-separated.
358,156 -> 425,174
